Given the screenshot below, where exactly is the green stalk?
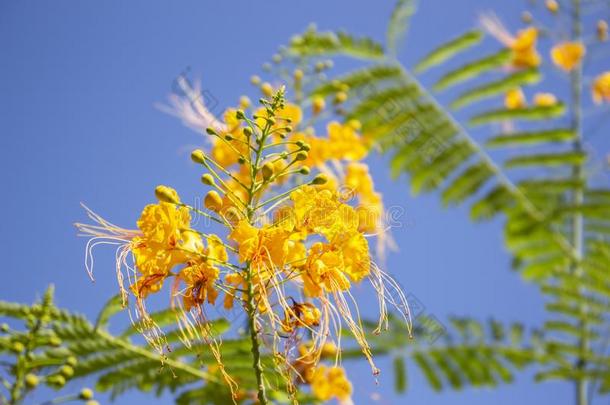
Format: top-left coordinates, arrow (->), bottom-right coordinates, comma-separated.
244,117 -> 271,405
569,1 -> 587,404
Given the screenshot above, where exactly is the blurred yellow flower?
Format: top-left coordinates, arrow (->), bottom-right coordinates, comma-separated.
511,27 -> 541,68
505,88 -> 526,109
533,92 -> 558,107
592,72 -> 610,104
551,42 -> 585,71
310,366 -> 352,403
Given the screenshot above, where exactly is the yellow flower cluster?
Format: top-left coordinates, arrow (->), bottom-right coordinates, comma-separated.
76,87 -> 411,404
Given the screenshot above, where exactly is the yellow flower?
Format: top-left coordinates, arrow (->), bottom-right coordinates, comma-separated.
331,229 -> 371,282
181,262 -> 220,310
592,72 -> 610,104
229,220 -> 289,268
327,122 -> 368,161
505,88 -> 526,110
533,92 -> 558,107
290,186 -> 358,239
302,243 -> 351,297
510,27 -> 541,68
310,366 -> 352,403
551,42 -> 585,72
281,302 -> 321,332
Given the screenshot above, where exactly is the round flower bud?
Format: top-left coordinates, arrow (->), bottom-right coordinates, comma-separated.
311,174 -> 328,185
272,54 -> 282,64
49,336 -> 62,347
11,342 -> 25,353
267,116 -> 276,126
314,61 -> 325,72
47,375 -> 66,388
261,82 -> 274,97
191,149 -> 206,164
250,75 -> 261,85
333,91 -> 348,104
60,365 -> 74,378
521,11 -> 533,24
0,323 -> 9,332
284,126 -> 293,133
204,191 -> 223,212
293,69 -> 304,81
312,96 -> 325,115
155,185 -> 180,205
295,151 -> 308,161
299,166 -> 311,175
201,173 -> 215,186
66,356 -> 78,367
235,109 -> 246,120
25,374 -> 39,389
243,127 -> 253,136
239,95 -> 251,109
301,143 -> 311,152
261,162 -> 274,181
79,388 -> 95,400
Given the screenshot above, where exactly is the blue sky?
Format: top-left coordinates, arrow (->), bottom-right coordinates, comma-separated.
1,1 -> 609,404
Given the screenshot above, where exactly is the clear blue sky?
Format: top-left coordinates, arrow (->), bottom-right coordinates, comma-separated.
1,1 -> 609,404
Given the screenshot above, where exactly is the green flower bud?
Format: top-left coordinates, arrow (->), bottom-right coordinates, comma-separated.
238,156 -> 247,165
66,356 -> 78,367
250,75 -> 261,85
204,191 -> 223,212
25,374 -> 39,389
79,388 -> 94,400
295,140 -> 304,148
49,336 -> 62,347
293,69 -> 304,81
333,91 -> 348,104
0,323 -> 9,333
201,173 -> 215,186
60,365 -> 74,378
154,185 -> 180,205
243,127 -> 253,136
205,127 -> 218,136
235,109 -> 246,120
272,54 -> 282,64
299,166 -> 311,175
11,341 -> 25,353
301,143 -> 311,152
295,151 -> 308,161
224,134 -> 234,141
190,149 -> 206,164
47,374 -> 66,388
311,174 -> 328,185
261,162 -> 274,181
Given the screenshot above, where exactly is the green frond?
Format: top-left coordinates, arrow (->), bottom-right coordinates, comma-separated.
469,104 -> 566,126
504,151 -> 587,169
414,30 -> 483,73
387,0 -> 417,57
288,26 -> 385,60
433,49 -> 511,91
486,129 -> 576,148
450,68 -> 541,110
